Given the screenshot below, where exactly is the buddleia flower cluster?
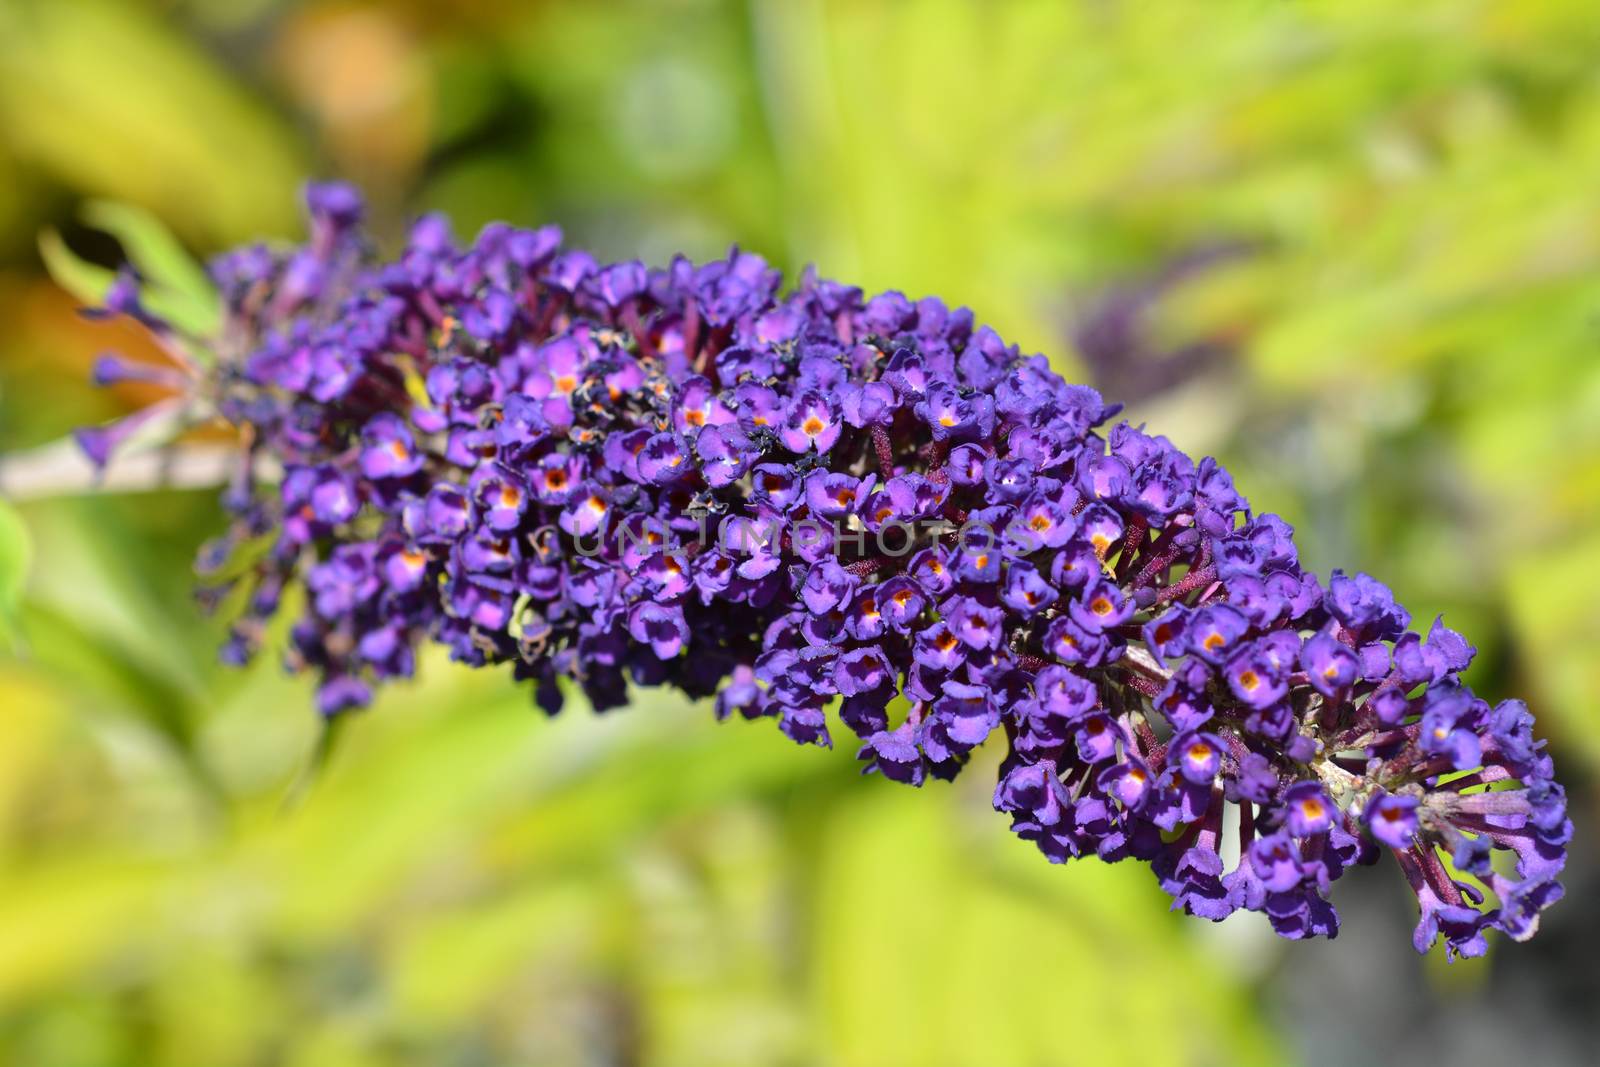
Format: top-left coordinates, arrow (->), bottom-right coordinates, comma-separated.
80,184 -> 1569,958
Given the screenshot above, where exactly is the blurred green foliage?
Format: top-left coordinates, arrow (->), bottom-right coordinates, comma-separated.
1,0 -> 1598,1064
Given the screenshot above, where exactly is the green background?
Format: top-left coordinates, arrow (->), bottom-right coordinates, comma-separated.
0,1 -> 1595,1064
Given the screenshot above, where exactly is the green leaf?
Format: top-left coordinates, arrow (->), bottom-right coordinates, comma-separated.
279,715 -> 348,813
812,784 -> 1284,1067
0,499 -> 31,650
37,226 -> 115,307
39,214 -> 220,343
81,200 -> 220,336
0,0 -> 304,245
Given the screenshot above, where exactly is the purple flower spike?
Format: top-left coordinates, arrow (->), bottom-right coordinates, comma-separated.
1170,730 -> 1225,785
1223,644 -> 1288,708
1365,792 -> 1420,850
628,602 -> 688,660
360,413 -> 423,480
83,183 -> 1568,959
1284,781 -> 1336,837
779,391 -> 841,454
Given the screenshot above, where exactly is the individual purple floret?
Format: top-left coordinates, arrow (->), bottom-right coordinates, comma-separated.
80,183 -> 1569,958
